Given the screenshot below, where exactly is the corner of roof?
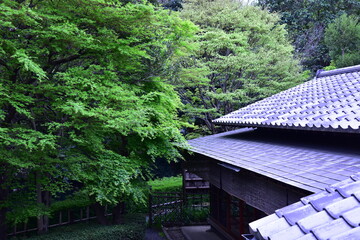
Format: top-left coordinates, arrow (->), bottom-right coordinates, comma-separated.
316,64 -> 360,78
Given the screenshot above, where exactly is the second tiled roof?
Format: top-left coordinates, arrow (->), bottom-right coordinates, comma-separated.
188,128 -> 360,193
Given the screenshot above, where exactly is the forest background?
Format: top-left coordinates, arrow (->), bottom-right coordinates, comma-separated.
0,0 -> 359,239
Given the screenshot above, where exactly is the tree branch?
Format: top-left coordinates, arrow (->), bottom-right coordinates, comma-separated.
0,59 -> 10,71
49,54 -> 82,65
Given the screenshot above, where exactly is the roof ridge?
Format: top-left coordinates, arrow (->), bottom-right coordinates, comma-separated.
316,64 -> 360,78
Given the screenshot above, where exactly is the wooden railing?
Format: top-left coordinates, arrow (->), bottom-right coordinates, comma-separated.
8,206 -> 112,237
148,190 -> 209,226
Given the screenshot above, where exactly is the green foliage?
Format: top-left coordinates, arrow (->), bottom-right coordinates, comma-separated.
152,206 -> 209,226
11,214 -> 146,240
148,176 -> 182,192
0,0 -> 196,229
178,0 -> 304,135
324,14 -> 360,68
50,192 -> 93,213
257,0 -> 360,71
182,207 -> 209,223
6,204 -> 49,226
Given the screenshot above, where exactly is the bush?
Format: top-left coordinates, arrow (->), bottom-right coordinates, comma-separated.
148,176 -> 182,192
152,206 -> 209,226
11,214 -> 146,240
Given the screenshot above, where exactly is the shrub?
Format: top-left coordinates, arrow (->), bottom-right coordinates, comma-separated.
148,176 -> 182,192
11,214 -> 146,240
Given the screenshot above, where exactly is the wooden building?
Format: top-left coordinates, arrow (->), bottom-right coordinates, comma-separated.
184,65 -> 360,240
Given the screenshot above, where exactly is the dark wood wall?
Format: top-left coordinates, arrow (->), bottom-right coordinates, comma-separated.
184,153 -> 311,214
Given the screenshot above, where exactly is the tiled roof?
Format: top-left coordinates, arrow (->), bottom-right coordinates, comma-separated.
213,65 -> 360,133
188,128 -> 360,193
248,173 -> 360,240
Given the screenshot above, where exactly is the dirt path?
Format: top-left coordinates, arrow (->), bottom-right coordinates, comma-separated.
163,227 -> 187,240
144,228 -> 166,240
144,227 -> 187,240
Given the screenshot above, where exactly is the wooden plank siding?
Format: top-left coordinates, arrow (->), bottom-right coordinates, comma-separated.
185,153 -> 311,214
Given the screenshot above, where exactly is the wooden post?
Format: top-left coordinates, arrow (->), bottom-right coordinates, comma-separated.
239,199 -> 245,234
180,191 -> 184,223
23,222 -> 27,235
68,210 -> 71,224
254,207 -> 260,221
59,211 -> 62,225
148,187 -> 153,227
226,194 -> 231,231
86,206 -> 90,222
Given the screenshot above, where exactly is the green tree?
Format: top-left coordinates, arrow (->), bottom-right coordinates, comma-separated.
0,0 -> 195,237
177,0 -> 304,136
324,14 -> 360,68
257,0 -> 360,71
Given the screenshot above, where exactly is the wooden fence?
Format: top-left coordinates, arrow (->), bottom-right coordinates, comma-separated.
149,190 -> 209,226
8,206 -> 112,237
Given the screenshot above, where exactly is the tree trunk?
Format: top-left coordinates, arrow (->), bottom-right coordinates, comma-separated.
0,188 -> 8,240
36,172 -> 50,234
93,203 -> 109,225
0,207 -> 7,240
36,172 -> 44,234
0,163 -> 9,240
42,191 -> 50,232
112,202 -> 125,225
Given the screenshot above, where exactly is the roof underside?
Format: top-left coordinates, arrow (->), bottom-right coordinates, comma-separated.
249,174 -> 360,240
213,65 -> 360,133
188,128 -> 360,193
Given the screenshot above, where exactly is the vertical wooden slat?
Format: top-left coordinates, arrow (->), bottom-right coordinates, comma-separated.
148,188 -> 153,227
86,206 -> 90,221
239,199 -> 245,234
23,222 -> 27,235
226,194 -> 231,231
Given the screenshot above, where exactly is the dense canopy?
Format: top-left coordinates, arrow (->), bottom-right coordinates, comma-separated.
177,0 -> 304,135
0,0 -> 195,237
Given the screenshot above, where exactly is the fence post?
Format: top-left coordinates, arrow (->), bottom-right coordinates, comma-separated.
86,206 -> 90,222
180,191 -> 184,224
59,211 -> 62,225
148,187 -> 153,227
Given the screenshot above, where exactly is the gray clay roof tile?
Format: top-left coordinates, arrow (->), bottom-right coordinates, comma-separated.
275,201 -> 305,217
335,181 -> 360,197
311,218 -> 352,240
257,218 -> 290,240
249,174 -> 360,240
282,205 -> 317,226
329,227 -> 360,240
309,191 -> 343,211
296,210 -> 334,234
213,65 -> 360,133
268,225 -> 304,240
324,196 -> 359,219
249,214 -> 279,235
342,206 -> 360,228
296,234 -> 318,240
